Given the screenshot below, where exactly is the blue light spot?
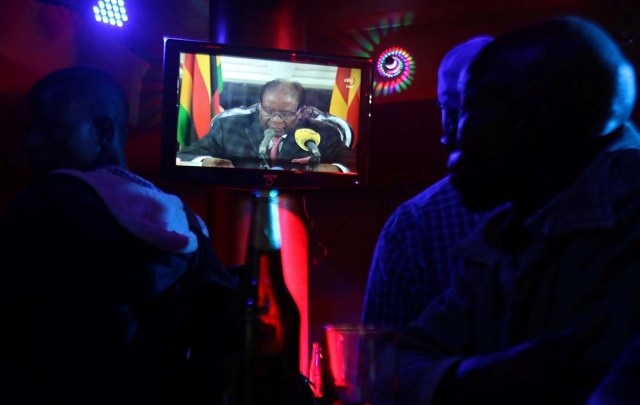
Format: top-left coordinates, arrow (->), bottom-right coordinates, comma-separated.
93,0 -> 128,28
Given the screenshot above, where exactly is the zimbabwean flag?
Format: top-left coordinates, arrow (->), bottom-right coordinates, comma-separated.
177,53 -> 223,148
329,67 -> 361,148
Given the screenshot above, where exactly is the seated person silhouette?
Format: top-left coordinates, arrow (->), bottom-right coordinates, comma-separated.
176,79 -> 355,173
0,66 -> 237,404
362,36 -> 494,331
395,16 -> 640,405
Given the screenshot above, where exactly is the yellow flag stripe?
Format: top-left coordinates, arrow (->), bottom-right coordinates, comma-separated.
195,54 -> 212,97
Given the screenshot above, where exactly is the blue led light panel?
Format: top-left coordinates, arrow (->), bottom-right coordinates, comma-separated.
93,0 -> 128,27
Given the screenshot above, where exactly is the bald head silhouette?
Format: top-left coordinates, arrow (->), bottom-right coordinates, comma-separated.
449,16 -> 637,213
437,36 -> 493,151
26,67 -> 129,176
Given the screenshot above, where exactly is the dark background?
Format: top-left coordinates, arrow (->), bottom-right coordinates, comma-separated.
1,0 -> 639,369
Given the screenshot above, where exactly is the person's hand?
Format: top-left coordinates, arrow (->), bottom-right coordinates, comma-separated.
313,163 -> 341,173
201,157 -> 234,168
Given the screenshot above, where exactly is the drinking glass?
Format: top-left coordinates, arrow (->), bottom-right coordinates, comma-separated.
322,324 -> 397,405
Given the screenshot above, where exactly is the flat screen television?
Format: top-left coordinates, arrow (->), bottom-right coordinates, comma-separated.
160,37 -> 373,190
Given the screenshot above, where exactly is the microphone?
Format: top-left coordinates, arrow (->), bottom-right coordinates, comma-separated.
259,128 -> 277,157
294,128 -> 321,158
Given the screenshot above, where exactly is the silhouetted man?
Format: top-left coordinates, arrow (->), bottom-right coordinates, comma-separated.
0,67 -> 236,404
397,16 -> 640,405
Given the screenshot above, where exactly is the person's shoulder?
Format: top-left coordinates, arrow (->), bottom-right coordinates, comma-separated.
382,178 -> 457,225
596,123 -> 640,189
216,106 -> 257,121
302,118 -> 341,136
46,172 -> 117,219
403,177 -> 461,208
212,108 -> 256,128
19,172 -> 102,207
0,172 -> 112,237
391,176 -> 498,224
218,110 -> 255,121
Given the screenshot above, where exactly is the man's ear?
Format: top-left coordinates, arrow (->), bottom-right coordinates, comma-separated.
92,117 -> 115,149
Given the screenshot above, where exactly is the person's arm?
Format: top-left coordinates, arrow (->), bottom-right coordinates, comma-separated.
362,204 -> 424,329
176,118 -> 233,167
439,316 -> 607,404
397,278 -> 607,405
395,275 -> 474,405
315,125 -> 356,172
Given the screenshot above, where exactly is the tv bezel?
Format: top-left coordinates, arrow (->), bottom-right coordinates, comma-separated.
160,37 -> 374,191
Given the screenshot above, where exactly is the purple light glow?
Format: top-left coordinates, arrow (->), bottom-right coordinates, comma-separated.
374,46 -> 415,95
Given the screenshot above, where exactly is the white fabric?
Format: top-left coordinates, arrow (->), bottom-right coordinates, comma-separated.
56,166 -> 200,254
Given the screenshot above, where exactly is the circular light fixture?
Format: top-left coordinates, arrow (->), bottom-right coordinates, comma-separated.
374,46 -> 415,96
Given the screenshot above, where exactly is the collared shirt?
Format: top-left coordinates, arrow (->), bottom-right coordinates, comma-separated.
362,176 -> 494,330
397,123 -> 640,404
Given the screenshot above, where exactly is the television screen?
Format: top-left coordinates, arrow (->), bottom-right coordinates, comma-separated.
160,37 -> 373,190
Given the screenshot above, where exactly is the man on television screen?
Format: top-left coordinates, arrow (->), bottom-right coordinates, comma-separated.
176,79 -> 355,173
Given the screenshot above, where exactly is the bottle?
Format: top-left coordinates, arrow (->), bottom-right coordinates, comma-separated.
228,189 -> 302,405
308,341 -> 324,400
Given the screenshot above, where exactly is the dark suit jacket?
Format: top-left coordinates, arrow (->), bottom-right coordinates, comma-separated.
176,111 -> 356,171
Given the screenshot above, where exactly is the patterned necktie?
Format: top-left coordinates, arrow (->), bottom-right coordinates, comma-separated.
270,136 -> 282,164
